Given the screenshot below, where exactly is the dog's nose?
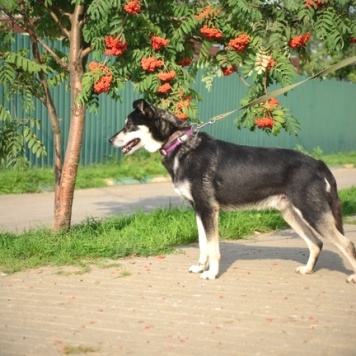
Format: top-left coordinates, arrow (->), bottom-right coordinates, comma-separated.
109,136 -> 114,144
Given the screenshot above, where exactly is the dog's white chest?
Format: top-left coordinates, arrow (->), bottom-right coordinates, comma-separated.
174,180 -> 193,202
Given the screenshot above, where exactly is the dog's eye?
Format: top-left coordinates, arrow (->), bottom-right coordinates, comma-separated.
125,118 -> 139,131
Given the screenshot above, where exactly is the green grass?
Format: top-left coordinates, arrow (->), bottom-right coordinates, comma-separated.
339,186 -> 356,216
0,151 -> 166,194
1,187 -> 356,274
0,150 -> 355,195
0,209 -> 284,273
321,151 -> 356,167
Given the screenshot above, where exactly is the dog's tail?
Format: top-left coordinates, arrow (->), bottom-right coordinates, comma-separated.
322,163 -> 344,235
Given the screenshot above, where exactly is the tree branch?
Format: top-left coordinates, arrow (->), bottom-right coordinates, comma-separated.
48,7 -> 70,38
237,68 -> 251,87
37,37 -> 69,71
80,46 -> 92,59
36,0 -> 70,38
3,3 -> 69,71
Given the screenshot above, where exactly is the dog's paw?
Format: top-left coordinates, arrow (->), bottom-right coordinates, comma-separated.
200,270 -> 217,280
346,274 -> 356,283
295,265 -> 313,275
189,264 -> 206,273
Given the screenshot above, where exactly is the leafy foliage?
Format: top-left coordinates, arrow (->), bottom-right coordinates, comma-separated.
0,28 -> 48,168
0,106 -> 47,169
0,0 -> 355,167
76,0 -> 355,134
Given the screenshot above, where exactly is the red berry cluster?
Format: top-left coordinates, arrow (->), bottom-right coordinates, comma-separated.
265,98 -> 279,108
157,71 -> 176,82
289,33 -> 311,48
124,1 -> 141,14
89,62 -> 113,94
141,57 -> 164,72
195,6 -> 212,20
157,83 -> 171,94
227,34 -> 250,52
195,5 -> 221,20
157,71 -> 176,94
174,96 -> 192,121
200,25 -> 223,40
151,36 -> 170,51
221,65 -> 237,76
105,36 -> 128,56
254,117 -> 274,129
305,0 -> 327,8
254,98 -> 280,129
177,58 -> 192,67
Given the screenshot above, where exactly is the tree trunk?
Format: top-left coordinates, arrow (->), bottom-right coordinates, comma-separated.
52,5 -> 86,230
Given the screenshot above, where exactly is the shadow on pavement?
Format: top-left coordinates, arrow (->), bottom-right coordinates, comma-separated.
202,240 -> 353,278
93,195 -> 185,215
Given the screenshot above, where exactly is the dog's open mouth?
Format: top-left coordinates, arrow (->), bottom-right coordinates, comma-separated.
122,139 -> 140,154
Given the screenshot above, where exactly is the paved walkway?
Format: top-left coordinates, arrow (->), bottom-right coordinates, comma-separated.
0,168 -> 356,355
0,167 -> 355,233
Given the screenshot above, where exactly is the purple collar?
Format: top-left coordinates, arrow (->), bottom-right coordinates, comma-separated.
160,128 -> 194,156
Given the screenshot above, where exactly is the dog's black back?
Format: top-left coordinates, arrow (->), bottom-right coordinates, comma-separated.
162,131 -> 342,235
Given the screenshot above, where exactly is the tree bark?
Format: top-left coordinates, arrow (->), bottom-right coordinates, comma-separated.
52,4 -> 86,230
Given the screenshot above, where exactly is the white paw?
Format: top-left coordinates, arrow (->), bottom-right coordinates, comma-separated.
189,264 -> 206,273
346,274 -> 356,283
200,270 -> 217,280
296,265 -> 313,275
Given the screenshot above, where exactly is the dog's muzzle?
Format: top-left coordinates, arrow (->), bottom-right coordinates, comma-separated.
121,138 -> 141,154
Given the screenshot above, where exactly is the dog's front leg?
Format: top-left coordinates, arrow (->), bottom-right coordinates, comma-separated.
190,209 -> 220,280
189,215 -> 209,274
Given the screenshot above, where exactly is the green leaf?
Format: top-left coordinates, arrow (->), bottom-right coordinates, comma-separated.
3,52 -> 46,73
0,105 -> 12,122
48,72 -> 67,87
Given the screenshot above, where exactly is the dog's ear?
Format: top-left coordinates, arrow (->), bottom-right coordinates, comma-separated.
132,99 -> 155,118
132,99 -> 188,128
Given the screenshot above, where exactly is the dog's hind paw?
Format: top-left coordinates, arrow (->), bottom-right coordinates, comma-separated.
346,274 -> 356,283
200,270 -> 217,280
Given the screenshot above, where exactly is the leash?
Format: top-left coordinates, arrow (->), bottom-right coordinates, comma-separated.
192,55 -> 356,132
191,109 -> 238,132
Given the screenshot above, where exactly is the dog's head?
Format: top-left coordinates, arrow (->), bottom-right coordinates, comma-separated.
109,99 -> 189,155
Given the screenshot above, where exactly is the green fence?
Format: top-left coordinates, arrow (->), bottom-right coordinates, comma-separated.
195,73 -> 356,154
1,35 -> 356,168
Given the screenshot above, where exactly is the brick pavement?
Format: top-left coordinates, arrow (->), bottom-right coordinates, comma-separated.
1,225 -> 356,355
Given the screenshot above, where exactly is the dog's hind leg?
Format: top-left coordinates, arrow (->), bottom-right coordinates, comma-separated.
315,217 -> 356,283
189,207 -> 220,280
281,203 -> 323,275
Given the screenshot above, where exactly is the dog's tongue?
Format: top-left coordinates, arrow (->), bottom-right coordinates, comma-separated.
122,139 -> 139,154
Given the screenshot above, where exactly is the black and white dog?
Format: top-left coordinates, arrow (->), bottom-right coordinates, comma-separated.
109,99 -> 356,283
